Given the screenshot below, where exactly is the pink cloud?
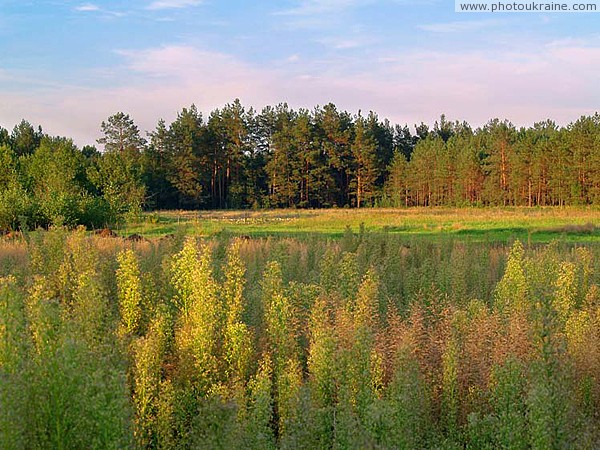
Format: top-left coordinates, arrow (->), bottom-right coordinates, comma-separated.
0,42 -> 598,147
146,0 -> 203,10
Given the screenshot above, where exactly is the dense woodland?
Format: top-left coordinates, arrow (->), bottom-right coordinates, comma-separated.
1,231 -> 600,449
1,101 -> 600,230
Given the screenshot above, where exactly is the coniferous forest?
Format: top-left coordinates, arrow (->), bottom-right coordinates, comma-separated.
1,100 -> 600,230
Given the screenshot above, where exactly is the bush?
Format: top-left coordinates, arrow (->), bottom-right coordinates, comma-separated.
0,184 -> 39,231
78,195 -> 114,229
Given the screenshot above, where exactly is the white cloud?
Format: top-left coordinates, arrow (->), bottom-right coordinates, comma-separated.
276,0 -> 436,17
419,19 -> 504,33
73,4 -> 127,17
147,0 -> 203,10
276,0 -> 371,16
316,37 -> 364,49
315,28 -> 378,49
115,46 -> 267,82
75,3 -> 100,12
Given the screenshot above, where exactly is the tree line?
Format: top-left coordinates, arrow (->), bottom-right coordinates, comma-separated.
1,101 -> 599,229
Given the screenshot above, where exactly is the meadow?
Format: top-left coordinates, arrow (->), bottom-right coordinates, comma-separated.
125,207 -> 600,243
1,208 -> 600,449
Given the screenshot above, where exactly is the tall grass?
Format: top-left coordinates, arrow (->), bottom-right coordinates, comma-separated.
0,227 -> 599,448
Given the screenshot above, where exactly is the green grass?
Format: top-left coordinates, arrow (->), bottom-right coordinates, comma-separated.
118,207 -> 600,243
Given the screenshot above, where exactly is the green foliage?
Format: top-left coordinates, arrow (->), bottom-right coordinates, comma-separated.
7,273 -> 134,450
384,150 -> 409,207
246,354 -> 276,450
351,115 -> 379,208
277,358 -> 303,445
495,240 -> 528,314
262,261 -> 298,371
166,106 -> 204,207
0,277 -> 28,449
0,145 -> 18,190
25,137 -> 88,226
0,183 -> 38,231
352,268 -> 380,329
307,296 -> 337,413
383,355 -> 431,449
116,249 -> 144,335
11,119 -> 42,156
491,358 -> 528,450
0,109 -> 600,231
261,261 -> 304,442
173,239 -> 223,390
442,334 -> 461,440
554,261 -> 577,323
527,287 -> 574,450
88,148 -> 145,222
184,396 -> 239,449
170,237 -> 199,314
0,136 -> 112,230
132,309 -> 171,447
97,112 -> 146,154
332,270 -> 382,448
223,240 -> 254,386
1,228 -> 600,448
338,252 -> 361,302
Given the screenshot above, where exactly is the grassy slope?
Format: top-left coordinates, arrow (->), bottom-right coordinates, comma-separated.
119,207 -> 600,243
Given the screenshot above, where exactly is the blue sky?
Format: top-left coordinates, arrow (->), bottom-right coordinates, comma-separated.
1,0 -> 599,145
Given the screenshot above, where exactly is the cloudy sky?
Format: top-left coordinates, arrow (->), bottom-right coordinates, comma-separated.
1,0 -> 599,146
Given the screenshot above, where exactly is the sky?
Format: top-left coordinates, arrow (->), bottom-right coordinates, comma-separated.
1,0 -> 599,146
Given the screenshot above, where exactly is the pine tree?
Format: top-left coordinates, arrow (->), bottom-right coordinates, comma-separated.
351,116 -> 379,208
10,119 -> 43,156
97,112 -> 146,154
90,116 -> 147,220
166,105 -> 205,207
451,133 -> 484,205
144,119 -> 176,209
568,114 -> 600,204
384,151 -> 409,207
317,103 -> 353,206
481,119 -> 517,206
219,99 -> 252,208
265,108 -> 299,207
409,136 -> 444,206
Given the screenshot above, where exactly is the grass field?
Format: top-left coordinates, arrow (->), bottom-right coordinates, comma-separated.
121,207 -> 600,243
3,211 -> 600,448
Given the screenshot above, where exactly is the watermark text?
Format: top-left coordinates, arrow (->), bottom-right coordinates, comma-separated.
456,1 -> 599,12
